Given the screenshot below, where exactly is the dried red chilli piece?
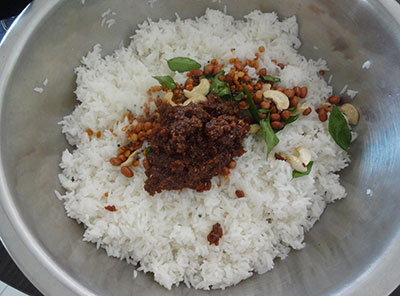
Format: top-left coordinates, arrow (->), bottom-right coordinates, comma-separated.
105,205 -> 117,212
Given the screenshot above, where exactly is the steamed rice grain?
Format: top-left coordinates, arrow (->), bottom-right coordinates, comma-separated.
58,9 -> 350,290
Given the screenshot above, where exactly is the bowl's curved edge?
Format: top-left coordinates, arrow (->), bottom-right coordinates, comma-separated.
0,0 -> 399,296
0,1 -> 98,295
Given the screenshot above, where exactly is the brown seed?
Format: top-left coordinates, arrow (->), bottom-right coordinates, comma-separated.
254,90 -> 264,103
258,68 -> 267,76
242,75 -> 251,83
225,72 -> 234,82
146,129 -> 152,136
228,160 -> 237,169
271,121 -> 284,130
328,95 -> 341,105
121,166 -> 134,178
235,190 -> 245,198
191,69 -> 203,77
134,124 -> 142,133
96,131 -> 101,138
270,113 -> 281,122
238,100 -> 249,110
130,133 -> 138,141
204,64 -> 214,75
319,70 -> 325,75
289,96 -> 299,108
270,105 -> 278,113
234,61 -> 244,71
109,157 -> 122,166
221,166 -> 230,176
259,46 -> 265,52
213,65 -> 223,75
185,78 -> 194,87
144,122 -> 152,131
303,107 -> 312,116
260,100 -> 270,109
85,129 -> 93,137
280,110 -> 291,121
318,109 -> 328,122
186,84 -> 194,91
299,87 -> 308,98
294,86 -> 301,97
277,63 -> 285,69
283,89 -> 295,98
132,160 -> 139,167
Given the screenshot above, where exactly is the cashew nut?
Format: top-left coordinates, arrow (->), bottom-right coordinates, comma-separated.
293,103 -> 309,114
249,124 -> 260,134
286,154 -> 307,173
164,92 -> 176,106
340,103 -> 359,125
182,93 -> 208,106
295,146 -> 311,166
261,83 -> 272,92
183,78 -> 210,98
286,146 -> 312,173
121,150 -> 139,167
263,90 -> 289,111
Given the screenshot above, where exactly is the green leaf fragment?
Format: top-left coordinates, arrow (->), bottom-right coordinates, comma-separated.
258,108 -> 269,114
242,84 -> 261,123
153,76 -> 176,90
167,57 -> 201,72
282,114 -> 300,125
210,71 -> 231,99
259,116 -> 279,158
234,92 -> 244,101
328,105 -> 352,151
292,161 -> 314,179
261,75 -> 281,83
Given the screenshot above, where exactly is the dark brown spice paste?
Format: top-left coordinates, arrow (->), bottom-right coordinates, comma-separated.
144,94 -> 249,195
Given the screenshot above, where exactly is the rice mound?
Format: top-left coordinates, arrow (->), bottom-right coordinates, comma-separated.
58,9 -> 350,290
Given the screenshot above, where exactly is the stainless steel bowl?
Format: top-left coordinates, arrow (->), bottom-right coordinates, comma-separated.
1,0 -> 400,295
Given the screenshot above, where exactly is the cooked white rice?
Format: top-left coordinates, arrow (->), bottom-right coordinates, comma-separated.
58,9 -> 350,290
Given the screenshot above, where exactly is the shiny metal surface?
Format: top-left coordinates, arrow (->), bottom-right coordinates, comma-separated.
0,0 -> 399,295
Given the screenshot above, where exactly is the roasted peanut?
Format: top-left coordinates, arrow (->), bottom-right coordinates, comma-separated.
328,95 -> 340,105
303,107 -> 312,116
299,87 -> 308,98
254,90 -> 264,103
271,121 -> 284,130
318,108 -> 328,122
289,96 -> 299,108
121,166 -> 134,178
280,110 -> 291,121
270,113 -> 281,122
110,157 -> 122,166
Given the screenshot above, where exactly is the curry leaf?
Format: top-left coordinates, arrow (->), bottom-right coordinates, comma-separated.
261,75 -> 281,83
167,57 -> 201,72
282,114 -> 300,125
144,146 -> 153,155
258,108 -> 269,114
153,76 -> 176,90
260,116 -> 279,158
287,106 -> 297,111
210,71 -> 231,99
329,105 -> 352,151
292,161 -> 314,179
234,92 -> 244,101
242,85 -> 261,122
